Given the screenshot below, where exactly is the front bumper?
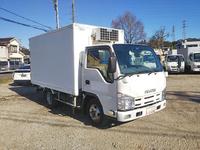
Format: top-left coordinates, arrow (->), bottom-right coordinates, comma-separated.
14,80 -> 31,84
167,68 -> 184,73
192,68 -> 200,72
117,100 -> 166,122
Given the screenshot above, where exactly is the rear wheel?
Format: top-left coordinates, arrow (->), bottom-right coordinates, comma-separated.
46,90 -> 58,108
189,67 -> 193,73
87,98 -> 108,127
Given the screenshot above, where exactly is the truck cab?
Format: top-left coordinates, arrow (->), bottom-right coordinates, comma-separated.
188,52 -> 200,72
82,44 -> 166,125
164,54 -> 185,73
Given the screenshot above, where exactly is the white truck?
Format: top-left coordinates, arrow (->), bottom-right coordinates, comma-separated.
163,54 -> 185,73
177,47 -> 200,72
0,46 -> 8,61
0,46 -> 9,72
30,23 -> 166,126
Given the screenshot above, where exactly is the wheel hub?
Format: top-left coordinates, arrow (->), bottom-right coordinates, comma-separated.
89,104 -> 100,122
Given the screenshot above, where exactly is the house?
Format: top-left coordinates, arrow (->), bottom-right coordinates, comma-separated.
154,47 -> 170,55
20,46 -> 30,64
0,37 -> 25,63
177,39 -> 200,49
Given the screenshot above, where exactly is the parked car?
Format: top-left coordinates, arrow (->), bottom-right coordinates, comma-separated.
9,61 -> 23,70
0,61 -> 10,71
13,64 -> 31,85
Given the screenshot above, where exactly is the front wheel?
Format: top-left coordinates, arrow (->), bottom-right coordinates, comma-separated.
87,98 -> 108,127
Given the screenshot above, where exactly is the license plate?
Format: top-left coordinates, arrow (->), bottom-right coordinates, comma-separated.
146,107 -> 156,115
21,74 -> 26,77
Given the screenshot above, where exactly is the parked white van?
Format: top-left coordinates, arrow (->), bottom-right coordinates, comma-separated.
9,61 -> 23,70
0,61 -> 10,71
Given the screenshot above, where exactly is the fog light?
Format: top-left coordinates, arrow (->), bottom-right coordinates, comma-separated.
124,114 -> 131,119
136,111 -> 143,117
157,105 -> 161,110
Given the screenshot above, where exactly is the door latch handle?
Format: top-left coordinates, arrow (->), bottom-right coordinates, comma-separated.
85,80 -> 90,85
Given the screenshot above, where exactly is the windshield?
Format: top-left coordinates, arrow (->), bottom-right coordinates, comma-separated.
113,44 -> 163,74
156,55 -> 161,61
20,65 -> 30,69
0,61 -> 8,66
167,55 -> 184,62
194,53 -> 200,62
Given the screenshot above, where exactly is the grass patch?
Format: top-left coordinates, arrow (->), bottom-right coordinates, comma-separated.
0,76 -> 13,84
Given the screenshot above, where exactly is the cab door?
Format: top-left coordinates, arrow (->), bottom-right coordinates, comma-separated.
82,46 -> 117,111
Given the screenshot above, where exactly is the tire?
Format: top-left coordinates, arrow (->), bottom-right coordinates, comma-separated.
46,90 -> 58,108
189,67 -> 193,73
87,98 -> 108,127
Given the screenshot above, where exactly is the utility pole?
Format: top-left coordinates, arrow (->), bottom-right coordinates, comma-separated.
72,0 -> 75,23
172,25 -> 175,42
182,20 -> 187,40
49,0 -> 59,29
172,25 -> 175,49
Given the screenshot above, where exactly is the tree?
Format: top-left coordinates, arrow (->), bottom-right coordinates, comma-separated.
148,26 -> 169,53
111,11 -> 146,44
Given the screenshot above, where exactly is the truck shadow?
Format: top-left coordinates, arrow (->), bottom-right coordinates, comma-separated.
167,91 -> 200,103
8,83 -> 126,129
48,104 -> 126,129
168,72 -> 200,75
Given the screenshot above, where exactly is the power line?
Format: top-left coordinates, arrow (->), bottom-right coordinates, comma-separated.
59,17 -> 68,24
0,17 -> 49,32
0,6 -> 53,30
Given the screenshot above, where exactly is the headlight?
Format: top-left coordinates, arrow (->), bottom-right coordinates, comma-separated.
162,88 -> 166,100
118,93 -> 135,110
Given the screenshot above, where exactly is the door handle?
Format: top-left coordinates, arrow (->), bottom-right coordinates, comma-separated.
85,80 -> 90,85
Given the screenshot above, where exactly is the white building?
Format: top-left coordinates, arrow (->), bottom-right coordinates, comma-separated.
177,39 -> 200,49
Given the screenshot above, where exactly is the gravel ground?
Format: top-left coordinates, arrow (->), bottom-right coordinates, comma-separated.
0,74 -> 200,150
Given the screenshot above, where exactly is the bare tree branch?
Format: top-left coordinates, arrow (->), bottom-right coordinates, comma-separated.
111,11 -> 146,44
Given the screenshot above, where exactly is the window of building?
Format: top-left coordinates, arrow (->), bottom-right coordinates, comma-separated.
12,46 -> 17,53
187,45 -> 198,48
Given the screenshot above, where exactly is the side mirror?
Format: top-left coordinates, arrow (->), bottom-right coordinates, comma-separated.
108,57 -> 116,73
178,57 -> 181,67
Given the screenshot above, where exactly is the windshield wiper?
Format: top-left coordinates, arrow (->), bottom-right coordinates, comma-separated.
115,70 -> 152,80
115,74 -> 131,80
148,68 -> 162,75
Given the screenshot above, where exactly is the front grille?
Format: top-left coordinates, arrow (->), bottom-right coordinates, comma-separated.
134,92 -> 161,108
172,69 -> 178,71
171,66 -> 177,68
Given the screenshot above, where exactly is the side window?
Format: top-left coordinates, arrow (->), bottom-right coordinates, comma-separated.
87,48 -> 113,83
10,62 -> 14,65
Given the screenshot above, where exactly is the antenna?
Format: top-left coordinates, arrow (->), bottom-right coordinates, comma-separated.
182,20 -> 187,40
49,0 -> 59,29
